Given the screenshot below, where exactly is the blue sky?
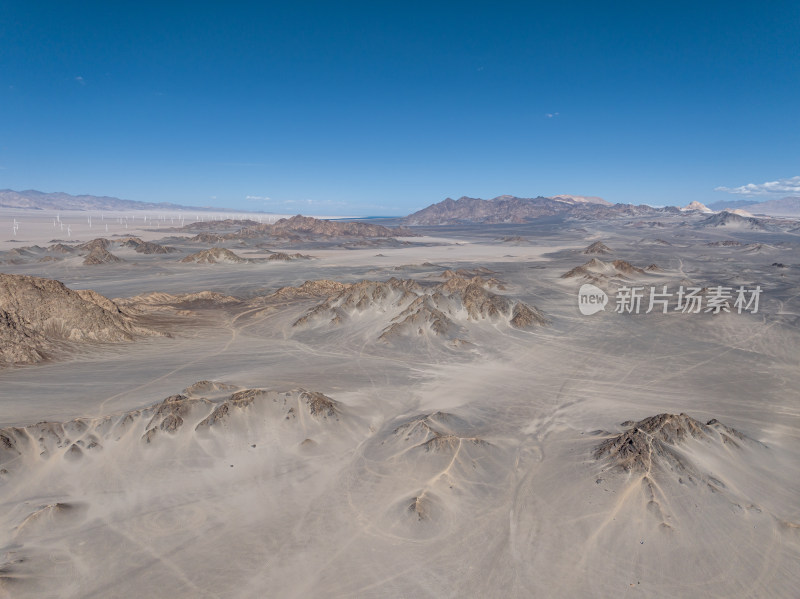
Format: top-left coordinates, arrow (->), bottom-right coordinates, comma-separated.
1,1 -> 798,215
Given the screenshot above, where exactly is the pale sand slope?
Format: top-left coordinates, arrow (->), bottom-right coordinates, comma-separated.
1,210 -> 799,597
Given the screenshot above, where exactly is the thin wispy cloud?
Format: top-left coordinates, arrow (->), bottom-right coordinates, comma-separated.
245,195 -> 270,201
278,198 -> 357,208
545,112 -> 559,118
74,76 -> 86,85
715,175 -> 800,196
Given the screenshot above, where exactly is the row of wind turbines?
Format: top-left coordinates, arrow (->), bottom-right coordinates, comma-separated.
7,211 -> 283,240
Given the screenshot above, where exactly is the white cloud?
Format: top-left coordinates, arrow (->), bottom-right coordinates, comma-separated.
545,112 -> 559,118
74,76 -> 86,85
715,176 -> 800,196
245,195 -> 270,201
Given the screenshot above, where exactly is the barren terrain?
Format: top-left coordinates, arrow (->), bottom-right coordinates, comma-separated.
1,209 -> 799,597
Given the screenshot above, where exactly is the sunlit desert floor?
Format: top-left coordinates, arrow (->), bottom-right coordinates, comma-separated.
1,210 -> 799,597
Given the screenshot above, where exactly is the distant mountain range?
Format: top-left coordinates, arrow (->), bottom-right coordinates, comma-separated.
404,194 -> 800,224
5,188 -> 799,220
0,189 -> 222,212
706,199 -> 758,211
403,195 -> 674,225
740,196 -> 800,217
548,194 -> 611,206
708,196 -> 800,216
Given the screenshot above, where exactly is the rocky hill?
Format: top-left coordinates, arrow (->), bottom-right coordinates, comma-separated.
271,215 -> 414,237
182,215 -> 413,240
116,290 -> 243,311
0,273 -> 163,366
0,382 -> 346,470
699,211 -> 768,230
597,414 -> 726,472
292,275 -> 547,343
262,280 -> 351,302
0,237 -> 179,266
83,246 -> 124,265
120,237 -> 178,254
582,241 -> 612,255
561,258 -> 649,283
179,247 -> 248,264
263,251 -> 314,261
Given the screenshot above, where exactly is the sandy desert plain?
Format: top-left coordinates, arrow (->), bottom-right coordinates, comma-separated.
0,206 -> 799,598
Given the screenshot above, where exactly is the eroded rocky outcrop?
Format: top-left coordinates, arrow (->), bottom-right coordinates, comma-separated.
0,273 -> 164,366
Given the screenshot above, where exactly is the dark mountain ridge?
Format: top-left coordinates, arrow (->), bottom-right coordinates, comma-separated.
404,195 -> 676,225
